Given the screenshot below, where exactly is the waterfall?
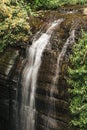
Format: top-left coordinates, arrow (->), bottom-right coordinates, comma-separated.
53,29 -> 75,84
19,19 -> 63,130
46,30 -> 75,130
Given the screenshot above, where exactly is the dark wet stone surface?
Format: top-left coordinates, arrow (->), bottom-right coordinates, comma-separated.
30,5 -> 87,36
0,47 -> 25,130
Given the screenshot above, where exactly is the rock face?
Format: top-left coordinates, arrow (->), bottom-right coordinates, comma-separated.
0,5 -> 87,130
35,49 -> 71,130
34,6 -> 87,130
0,47 -> 25,130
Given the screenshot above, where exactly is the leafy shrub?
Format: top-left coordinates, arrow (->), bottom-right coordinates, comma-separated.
68,31 -> 87,130
0,0 -> 31,52
29,0 -> 87,9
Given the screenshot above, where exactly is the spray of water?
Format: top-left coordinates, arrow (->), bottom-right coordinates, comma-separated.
20,19 -> 63,130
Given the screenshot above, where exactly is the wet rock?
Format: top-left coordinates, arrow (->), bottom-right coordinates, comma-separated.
0,47 -> 25,130
34,7 -> 87,130
0,48 -> 19,78
35,112 -> 74,130
35,94 -> 69,112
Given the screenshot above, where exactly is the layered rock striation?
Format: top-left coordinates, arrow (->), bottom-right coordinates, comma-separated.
0,48 -> 25,130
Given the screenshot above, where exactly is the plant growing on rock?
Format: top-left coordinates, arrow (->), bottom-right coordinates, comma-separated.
0,0 -> 31,52
68,31 -> 87,130
29,0 -> 87,9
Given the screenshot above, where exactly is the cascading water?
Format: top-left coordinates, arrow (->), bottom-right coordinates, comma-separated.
20,19 -> 63,130
46,30 -> 75,130
53,29 -> 75,84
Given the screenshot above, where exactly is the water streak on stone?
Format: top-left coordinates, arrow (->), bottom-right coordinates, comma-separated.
20,19 -> 63,130
54,30 -> 75,84
46,30 -> 75,130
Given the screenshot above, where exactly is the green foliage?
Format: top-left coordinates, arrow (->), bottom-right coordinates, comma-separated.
68,31 -> 87,130
29,0 -> 87,9
0,0 -> 31,52
1,0 -> 87,52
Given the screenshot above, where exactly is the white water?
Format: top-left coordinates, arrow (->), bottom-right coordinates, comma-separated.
20,19 -> 63,130
53,30 -> 75,84
46,30 -> 75,130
